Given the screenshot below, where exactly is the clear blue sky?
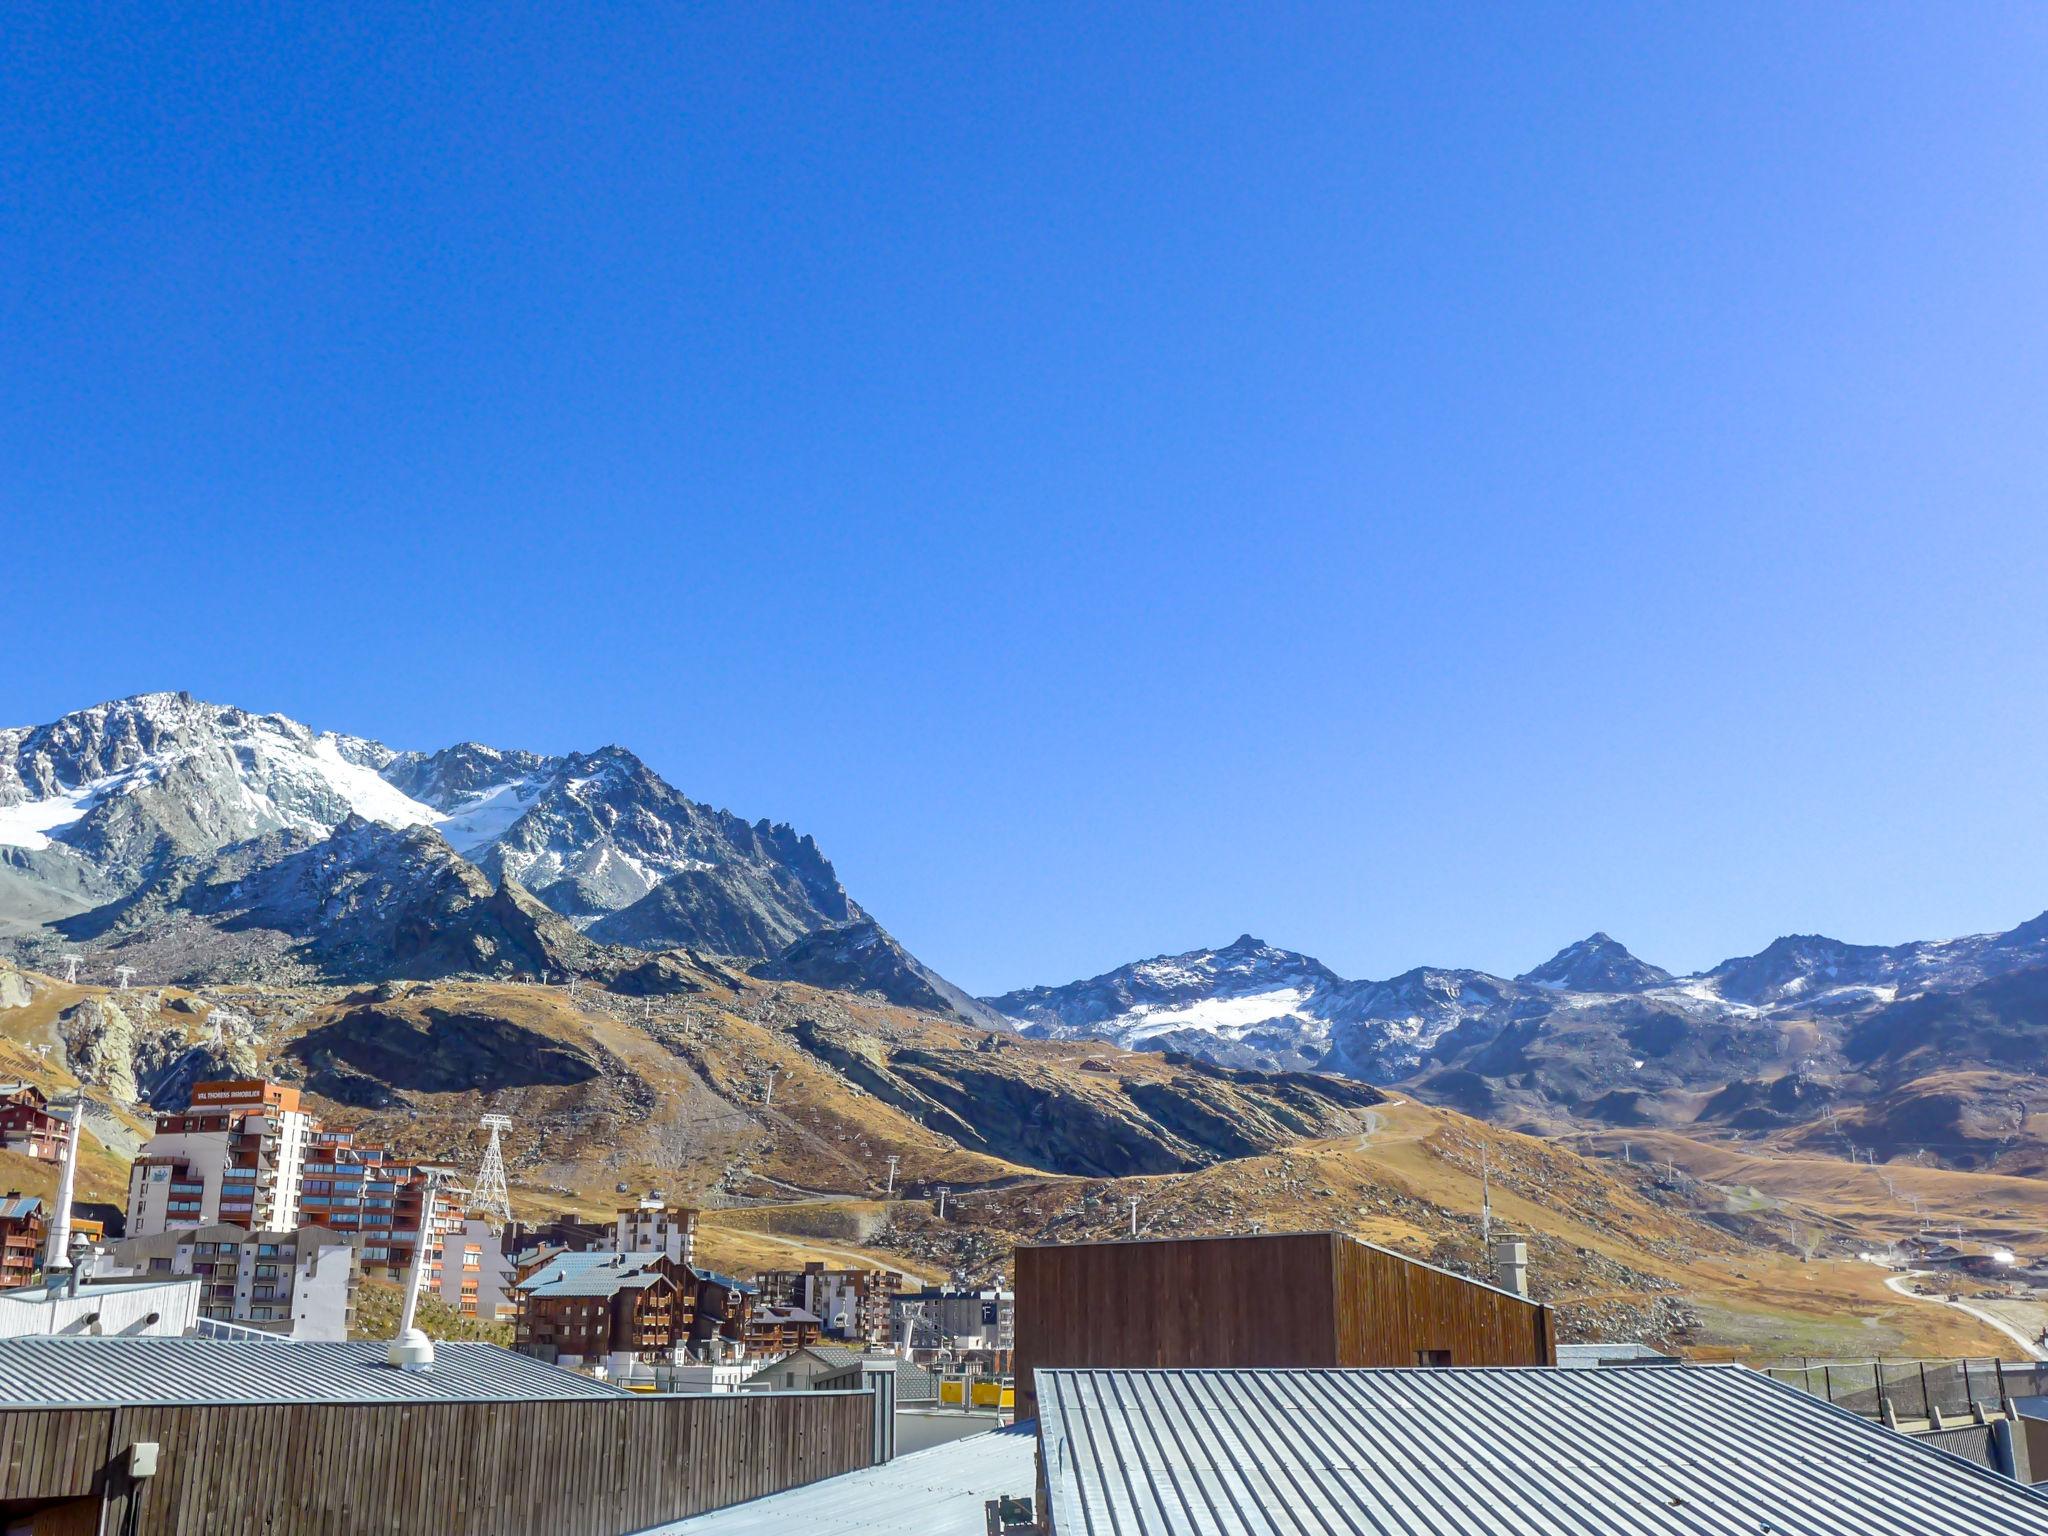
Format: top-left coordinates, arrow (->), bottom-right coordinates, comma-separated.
5,5 -> 2047,995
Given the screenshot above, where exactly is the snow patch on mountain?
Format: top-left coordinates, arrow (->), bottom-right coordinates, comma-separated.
1117,986 -> 1318,1044
0,782 -> 101,850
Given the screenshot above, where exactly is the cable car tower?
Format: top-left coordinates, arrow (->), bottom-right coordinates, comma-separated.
472,1114 -> 515,1231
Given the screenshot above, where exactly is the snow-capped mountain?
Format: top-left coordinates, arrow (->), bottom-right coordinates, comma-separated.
988,936 -> 1348,1069
986,916 -> 2048,1138
0,693 -> 879,985
1517,932 -> 1672,993
986,936 -> 1519,1078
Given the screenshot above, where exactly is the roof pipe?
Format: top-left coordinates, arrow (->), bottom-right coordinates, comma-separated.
43,1094 -> 83,1279
390,1166 -> 451,1373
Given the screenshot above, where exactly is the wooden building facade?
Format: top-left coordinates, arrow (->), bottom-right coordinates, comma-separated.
1013,1231 -> 1556,1417
0,1390 -> 874,1536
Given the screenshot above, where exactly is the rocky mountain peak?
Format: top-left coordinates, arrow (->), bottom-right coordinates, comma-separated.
1517,933 -> 1672,993
0,694 -> 892,991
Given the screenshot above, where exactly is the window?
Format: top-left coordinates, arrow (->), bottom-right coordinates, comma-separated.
149,1258 -> 171,1273
1416,1350 -> 1453,1367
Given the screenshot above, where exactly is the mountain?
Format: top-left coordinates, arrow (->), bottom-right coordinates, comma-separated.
752,919 -> 1008,1030
987,913 -> 2048,1165
1518,933 -> 1671,993
0,694 -> 914,995
986,936 -> 1348,1070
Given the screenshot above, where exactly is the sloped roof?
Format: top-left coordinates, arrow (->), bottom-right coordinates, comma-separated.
1037,1365 -> 2048,1536
515,1250 -> 665,1292
0,1195 -> 43,1221
526,1270 -> 670,1299
0,1337 -> 627,1407
650,1426 -> 1036,1536
689,1265 -> 758,1295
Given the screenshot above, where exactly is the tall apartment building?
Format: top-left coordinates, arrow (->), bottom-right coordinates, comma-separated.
296,1129 -> 456,1285
124,1082 -> 453,1291
125,1081 -> 315,1236
615,1199 -> 697,1266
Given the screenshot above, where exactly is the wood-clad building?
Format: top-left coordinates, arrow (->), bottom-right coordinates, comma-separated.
0,1337 -> 878,1536
1013,1231 -> 1555,1417
0,1085 -> 70,1165
0,1195 -> 46,1291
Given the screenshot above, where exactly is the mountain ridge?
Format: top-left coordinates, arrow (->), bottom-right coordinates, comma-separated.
0,694 -> 915,1000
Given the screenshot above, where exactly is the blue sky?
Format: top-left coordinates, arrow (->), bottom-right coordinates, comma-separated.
5,5 -> 2047,994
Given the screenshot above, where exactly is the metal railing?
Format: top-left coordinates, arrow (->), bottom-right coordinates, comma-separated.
1766,1358 -> 2048,1421
191,1315 -> 289,1341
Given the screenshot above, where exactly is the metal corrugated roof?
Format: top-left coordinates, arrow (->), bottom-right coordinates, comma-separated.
0,1337 -> 630,1407
516,1251 -> 664,1292
527,1270 -> 668,1298
645,1425 -> 1037,1535
1037,1365 -> 2048,1535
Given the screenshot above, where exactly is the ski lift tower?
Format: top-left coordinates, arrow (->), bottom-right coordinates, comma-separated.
471,1115 -> 515,1231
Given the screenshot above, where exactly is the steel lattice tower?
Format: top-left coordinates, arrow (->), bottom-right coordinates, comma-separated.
472,1114 -> 514,1230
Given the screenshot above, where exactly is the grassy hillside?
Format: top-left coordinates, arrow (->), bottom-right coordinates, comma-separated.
4,962 -> 2032,1363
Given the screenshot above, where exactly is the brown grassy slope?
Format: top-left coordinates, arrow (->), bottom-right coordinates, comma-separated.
6,965 -> 2016,1361
705,1097 -> 2015,1362
1571,1125 -> 2048,1248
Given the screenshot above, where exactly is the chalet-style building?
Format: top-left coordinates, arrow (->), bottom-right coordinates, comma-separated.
743,1303 -> 823,1358
0,1197 -> 44,1290
0,1086 -> 70,1164
513,1253 -> 758,1376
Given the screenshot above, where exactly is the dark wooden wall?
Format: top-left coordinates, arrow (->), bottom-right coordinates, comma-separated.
0,1391 -> 872,1536
1014,1232 -> 1554,1418
1331,1239 -> 1553,1368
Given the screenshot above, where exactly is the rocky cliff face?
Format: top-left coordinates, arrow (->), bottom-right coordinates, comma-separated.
56,991 -> 258,1107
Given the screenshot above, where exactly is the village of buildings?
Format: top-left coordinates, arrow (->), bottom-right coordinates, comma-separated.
0,1074 -> 2042,1534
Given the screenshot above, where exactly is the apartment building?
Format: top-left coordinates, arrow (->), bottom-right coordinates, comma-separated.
745,1303 -> 823,1358
514,1253 -> 759,1376
295,1129 -> 455,1284
125,1081 -> 315,1236
0,1085 -> 71,1164
436,1216 -> 518,1321
98,1223 -> 361,1339
891,1285 -> 1014,1362
756,1262 -> 900,1346
615,1198 -> 697,1266
514,1252 -> 684,1376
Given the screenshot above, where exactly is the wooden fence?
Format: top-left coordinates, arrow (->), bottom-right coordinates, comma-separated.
0,1390 -> 874,1536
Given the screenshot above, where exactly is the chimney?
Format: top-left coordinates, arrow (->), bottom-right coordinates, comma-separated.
1490,1238 -> 1528,1298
